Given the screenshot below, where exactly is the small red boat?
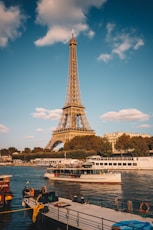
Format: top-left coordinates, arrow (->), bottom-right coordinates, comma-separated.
0,175 -> 13,209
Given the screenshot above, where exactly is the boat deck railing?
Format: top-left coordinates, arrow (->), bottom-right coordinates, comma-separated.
48,204 -> 115,230
57,192 -> 153,219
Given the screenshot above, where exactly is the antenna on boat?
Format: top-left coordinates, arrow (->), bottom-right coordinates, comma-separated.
26,181 -> 29,187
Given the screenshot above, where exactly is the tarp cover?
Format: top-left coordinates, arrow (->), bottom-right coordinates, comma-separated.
112,220 -> 153,230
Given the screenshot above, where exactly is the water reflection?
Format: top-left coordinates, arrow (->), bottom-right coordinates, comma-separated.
0,207 -> 12,230
46,180 -> 122,209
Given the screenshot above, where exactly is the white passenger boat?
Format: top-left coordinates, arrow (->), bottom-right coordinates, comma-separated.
44,167 -> 121,184
32,157 -> 82,167
85,155 -> 153,170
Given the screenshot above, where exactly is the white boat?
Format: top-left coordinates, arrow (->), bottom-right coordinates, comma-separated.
44,167 -> 121,184
32,157 -> 82,167
85,155 -> 153,170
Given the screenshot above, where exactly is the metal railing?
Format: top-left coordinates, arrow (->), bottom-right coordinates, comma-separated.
48,205 -> 115,230
25,197 -> 153,230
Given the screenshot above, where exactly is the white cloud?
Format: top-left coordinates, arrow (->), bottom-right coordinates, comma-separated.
112,34 -> 144,59
25,135 -> 34,139
106,23 -> 116,41
134,38 -> 144,50
137,124 -> 152,128
112,39 -> 131,59
0,1 -> 26,47
34,0 -> 107,46
87,30 -> 95,39
97,53 -> 112,62
32,107 -> 62,120
98,23 -> 144,62
101,109 -> 150,122
0,124 -> 9,133
36,128 -> 44,132
35,26 -> 76,46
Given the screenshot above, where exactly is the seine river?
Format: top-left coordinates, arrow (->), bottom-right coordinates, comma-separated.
0,166 -> 153,230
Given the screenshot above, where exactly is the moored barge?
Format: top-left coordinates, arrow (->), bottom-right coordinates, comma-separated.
22,185 -> 153,230
0,175 -> 13,209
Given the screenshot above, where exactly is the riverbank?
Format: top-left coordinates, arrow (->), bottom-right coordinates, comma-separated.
0,162 -> 34,167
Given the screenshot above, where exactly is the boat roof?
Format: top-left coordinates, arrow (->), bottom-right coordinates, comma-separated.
0,175 -> 12,179
46,167 -> 106,171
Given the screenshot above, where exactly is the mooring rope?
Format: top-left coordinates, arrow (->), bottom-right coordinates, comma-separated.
0,207 -> 33,214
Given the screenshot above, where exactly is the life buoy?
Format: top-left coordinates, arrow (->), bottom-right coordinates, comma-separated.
139,202 -> 150,214
0,194 -> 4,203
0,193 -> 5,208
30,188 -> 34,197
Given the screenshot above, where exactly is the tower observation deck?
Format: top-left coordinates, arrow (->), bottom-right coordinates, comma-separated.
46,33 -> 95,149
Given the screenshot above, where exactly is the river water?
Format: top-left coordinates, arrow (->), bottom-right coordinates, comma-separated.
0,166 -> 153,229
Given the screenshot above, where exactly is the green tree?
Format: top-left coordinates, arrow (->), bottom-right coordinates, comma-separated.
8,147 -> 19,155
115,134 -> 131,153
96,137 -> 112,155
145,136 -> 153,151
32,147 -> 43,153
130,136 -> 149,156
64,135 -> 112,155
0,148 -> 9,155
23,148 -> 31,154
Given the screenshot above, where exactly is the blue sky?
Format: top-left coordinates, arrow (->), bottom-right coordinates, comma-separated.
0,0 -> 153,151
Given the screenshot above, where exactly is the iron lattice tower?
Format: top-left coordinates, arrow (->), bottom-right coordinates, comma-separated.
46,33 -> 95,149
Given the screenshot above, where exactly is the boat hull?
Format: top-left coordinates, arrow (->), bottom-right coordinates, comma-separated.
44,172 -> 121,184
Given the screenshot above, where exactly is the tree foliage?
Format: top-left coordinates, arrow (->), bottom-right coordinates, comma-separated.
115,134 -> 152,156
1,135 -> 153,160
64,135 -> 112,155
115,134 -> 131,152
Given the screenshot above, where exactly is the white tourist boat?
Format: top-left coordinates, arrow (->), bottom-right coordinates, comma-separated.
84,155 -> 153,170
44,167 -> 121,184
32,157 -> 82,167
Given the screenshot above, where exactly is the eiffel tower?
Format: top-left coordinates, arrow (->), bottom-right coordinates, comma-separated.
46,33 -> 95,149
